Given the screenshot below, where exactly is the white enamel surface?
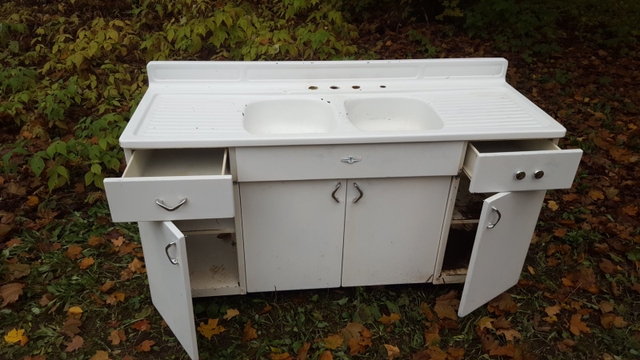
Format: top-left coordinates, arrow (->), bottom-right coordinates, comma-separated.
341,177 -> 451,286
119,58 -> 569,148
243,99 -> 337,134
138,222 -> 198,360
345,98 -> 443,131
458,190 -> 546,317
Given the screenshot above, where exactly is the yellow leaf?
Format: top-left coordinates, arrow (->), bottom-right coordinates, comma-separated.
569,314 -> 591,336
108,329 -> 126,345
588,190 -> 604,201
223,308 -> 240,320
26,196 -> 39,207
79,257 -> 95,270
269,353 -> 292,360
547,201 -> 559,211
241,320 -> 257,343
90,350 -> 111,360
197,319 -> 225,340
4,328 -> 28,346
477,316 -> 494,332
318,350 -> 333,360
378,313 -> 401,325
622,205 -> 638,216
384,344 -> 400,359
106,292 -> 126,305
323,334 -> 344,350
68,306 -> 83,316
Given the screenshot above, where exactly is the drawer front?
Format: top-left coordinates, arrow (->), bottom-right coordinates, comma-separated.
463,141 -> 582,193
104,175 -> 234,222
235,142 -> 465,181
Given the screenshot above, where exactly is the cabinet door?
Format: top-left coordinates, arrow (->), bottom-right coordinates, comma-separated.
458,190 -> 545,317
241,180 -> 347,292
138,222 -> 198,360
342,177 -> 452,287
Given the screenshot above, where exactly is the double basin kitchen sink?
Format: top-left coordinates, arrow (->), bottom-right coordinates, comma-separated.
242,97 -> 444,135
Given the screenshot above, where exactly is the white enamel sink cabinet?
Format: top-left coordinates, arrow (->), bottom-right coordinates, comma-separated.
103,59 -> 582,360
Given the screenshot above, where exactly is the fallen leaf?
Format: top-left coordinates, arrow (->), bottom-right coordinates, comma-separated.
424,323 -> 441,346
223,308 -> 240,320
447,347 -> 465,360
8,263 -> 30,280
65,245 -> 83,260
419,302 -> 434,321
569,314 -> 591,336
128,258 -> 145,273
318,350 -> 333,360
434,291 -> 459,320
426,345 -> 447,360
477,317 -> 494,332
197,319 -> 225,340
489,343 -> 515,357
79,257 -> 95,270
599,259 -> 617,274
588,190 -> 604,201
497,328 -> 521,341
89,350 -> 110,360
108,329 -> 126,345
270,353 -> 292,360
378,313 -> 401,325
599,301 -> 614,313
5,238 -> 21,247
630,283 -> 640,294
527,265 -> 536,275
622,205 -> 638,216
547,201 -> 559,211
487,293 -> 518,315
26,196 -> 39,207
88,236 -> 105,246
384,344 -> 400,359
99,281 -> 115,293
4,328 -> 28,346
241,320 -> 257,343
106,292 -> 125,305
258,305 -> 272,315
60,318 -> 82,337
342,322 -> 371,355
135,339 -> 155,352
132,319 -> 150,331
68,306 -> 83,316
64,335 -> 84,352
553,228 -> 567,237
545,304 -> 561,317
1,282 -> 25,307
297,342 -> 311,360
323,334 -> 343,349
40,293 -> 55,307
601,313 -> 628,329
111,236 -> 125,247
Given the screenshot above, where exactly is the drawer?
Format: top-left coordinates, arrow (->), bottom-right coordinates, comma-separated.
105,148 -> 234,222
463,140 -> 582,193
235,142 -> 465,181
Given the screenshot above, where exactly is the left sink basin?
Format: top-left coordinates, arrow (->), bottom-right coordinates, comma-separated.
243,99 -> 336,134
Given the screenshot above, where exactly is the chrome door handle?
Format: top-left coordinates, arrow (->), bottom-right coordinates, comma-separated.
486,206 -> 501,229
331,182 -> 342,203
352,182 -> 364,203
155,198 -> 187,211
165,242 -> 179,265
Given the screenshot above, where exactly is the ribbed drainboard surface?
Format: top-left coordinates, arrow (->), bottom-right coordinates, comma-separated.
138,95 -> 244,136
431,90 -> 543,128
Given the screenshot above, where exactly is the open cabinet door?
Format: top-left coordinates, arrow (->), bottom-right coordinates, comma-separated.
458,190 -> 546,317
138,222 -> 198,360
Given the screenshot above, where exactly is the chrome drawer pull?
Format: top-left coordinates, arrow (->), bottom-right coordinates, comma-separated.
352,182 -> 364,203
331,182 -> 342,203
165,242 -> 179,265
486,206 -> 501,229
341,156 -> 361,164
155,198 -> 187,211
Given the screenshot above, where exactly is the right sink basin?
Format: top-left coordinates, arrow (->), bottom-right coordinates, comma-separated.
345,98 -> 444,132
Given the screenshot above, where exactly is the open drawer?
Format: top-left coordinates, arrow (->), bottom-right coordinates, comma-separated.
104,148 -> 234,222
463,140 -> 582,193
